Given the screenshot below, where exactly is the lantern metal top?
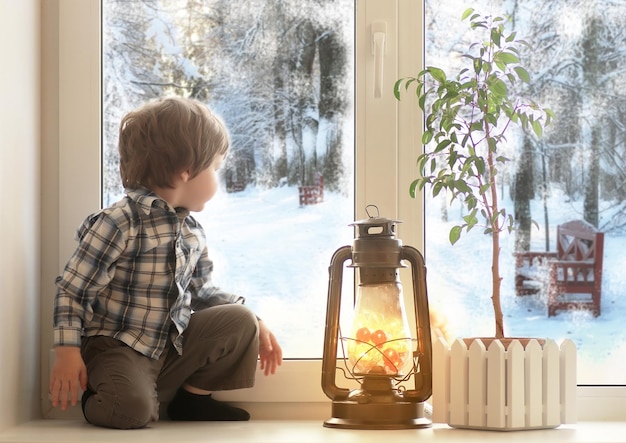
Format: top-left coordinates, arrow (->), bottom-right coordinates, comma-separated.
349,205 -> 405,271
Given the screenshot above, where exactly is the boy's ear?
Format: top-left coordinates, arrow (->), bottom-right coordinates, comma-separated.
179,170 -> 191,183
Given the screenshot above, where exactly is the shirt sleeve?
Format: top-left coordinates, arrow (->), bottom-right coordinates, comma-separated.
189,246 -> 245,311
53,212 -> 126,348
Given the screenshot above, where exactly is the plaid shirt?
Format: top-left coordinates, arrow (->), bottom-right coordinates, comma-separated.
53,188 -> 243,359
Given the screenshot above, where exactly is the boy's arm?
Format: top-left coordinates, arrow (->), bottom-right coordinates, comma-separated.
54,213 -> 125,348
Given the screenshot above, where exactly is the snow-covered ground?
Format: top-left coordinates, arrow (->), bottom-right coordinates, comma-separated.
425,187 -> 626,385
196,185 -> 626,385
196,185 -> 355,360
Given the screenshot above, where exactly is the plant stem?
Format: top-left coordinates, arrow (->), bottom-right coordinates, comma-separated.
482,76 -> 505,338
490,175 -> 505,339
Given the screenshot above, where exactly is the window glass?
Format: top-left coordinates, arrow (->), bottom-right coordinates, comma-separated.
424,0 -> 626,384
102,0 -> 355,358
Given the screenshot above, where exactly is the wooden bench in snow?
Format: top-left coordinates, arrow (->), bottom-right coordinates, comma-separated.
298,175 -> 324,206
514,219 -> 604,317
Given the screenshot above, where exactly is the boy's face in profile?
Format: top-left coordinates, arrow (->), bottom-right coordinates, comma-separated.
177,153 -> 225,212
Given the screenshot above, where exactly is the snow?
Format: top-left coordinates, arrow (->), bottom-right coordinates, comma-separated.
195,185 -> 355,359
426,188 -> 626,385
195,185 -> 626,384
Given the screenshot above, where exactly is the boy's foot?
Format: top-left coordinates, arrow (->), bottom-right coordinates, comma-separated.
167,388 -> 250,421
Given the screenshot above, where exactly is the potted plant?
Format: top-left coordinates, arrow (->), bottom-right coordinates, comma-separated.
394,9 -> 576,430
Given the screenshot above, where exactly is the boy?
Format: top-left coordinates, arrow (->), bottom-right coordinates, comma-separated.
50,96 -> 282,429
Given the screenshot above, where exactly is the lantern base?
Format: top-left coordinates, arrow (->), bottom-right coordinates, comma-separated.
324,401 -> 431,430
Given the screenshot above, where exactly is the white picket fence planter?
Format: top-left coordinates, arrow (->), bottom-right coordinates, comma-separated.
432,337 -> 577,430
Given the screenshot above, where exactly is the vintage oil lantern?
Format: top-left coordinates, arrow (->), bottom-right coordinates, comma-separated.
321,206 -> 433,429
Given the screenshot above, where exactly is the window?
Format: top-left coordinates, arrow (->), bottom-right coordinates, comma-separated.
99,0 -> 424,360
52,0 -> 421,406
102,0 -> 356,359
423,0 -> 626,386
50,0 -> 626,417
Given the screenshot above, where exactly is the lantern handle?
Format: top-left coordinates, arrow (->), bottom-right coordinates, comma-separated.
365,204 -> 380,219
321,246 -> 352,400
401,245 -> 433,402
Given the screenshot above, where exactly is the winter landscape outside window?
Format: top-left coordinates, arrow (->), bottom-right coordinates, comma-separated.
424,0 -> 626,385
102,0 -> 626,387
102,0 -> 355,358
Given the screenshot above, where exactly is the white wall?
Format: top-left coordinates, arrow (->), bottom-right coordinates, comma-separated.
0,0 -> 42,430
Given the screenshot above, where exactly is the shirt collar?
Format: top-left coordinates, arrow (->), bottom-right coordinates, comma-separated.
125,187 -> 190,218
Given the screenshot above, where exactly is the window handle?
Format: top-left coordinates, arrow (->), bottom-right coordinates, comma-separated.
371,21 -> 387,98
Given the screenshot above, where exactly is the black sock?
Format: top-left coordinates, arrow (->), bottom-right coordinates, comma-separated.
167,388 -> 250,421
81,389 -> 96,423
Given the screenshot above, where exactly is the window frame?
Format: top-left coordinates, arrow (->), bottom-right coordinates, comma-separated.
42,0 -> 626,420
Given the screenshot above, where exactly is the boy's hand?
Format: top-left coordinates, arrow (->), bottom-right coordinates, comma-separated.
258,320 -> 283,376
50,346 -> 88,410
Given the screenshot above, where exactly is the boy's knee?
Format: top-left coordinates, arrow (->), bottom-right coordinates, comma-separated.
84,390 -> 158,429
217,304 -> 259,334
231,303 -> 258,325
116,391 -> 158,428
229,304 -> 259,339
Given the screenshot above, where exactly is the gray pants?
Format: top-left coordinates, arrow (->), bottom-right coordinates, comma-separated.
80,304 -> 259,429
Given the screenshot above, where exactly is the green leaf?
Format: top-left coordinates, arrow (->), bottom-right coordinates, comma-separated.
495,51 -> 520,65
433,182 -> 443,197
491,28 -> 501,47
449,149 -> 458,166
442,89 -> 460,101
418,93 -> 426,111
514,66 -> 530,83
426,113 -> 438,128
475,157 -> 485,174
486,112 -> 498,126
409,179 -> 419,198
461,8 -> 474,20
464,212 -> 478,230
519,113 -> 529,129
455,180 -> 472,193
417,154 -> 429,172
488,78 -> 507,96
473,58 -> 482,74
393,81 -> 401,100
466,195 -> 477,210
415,82 -> 424,99
532,120 -> 543,137
434,139 -> 452,153
449,225 -> 463,245
428,66 -> 447,84
422,130 -> 433,144
505,31 -> 517,43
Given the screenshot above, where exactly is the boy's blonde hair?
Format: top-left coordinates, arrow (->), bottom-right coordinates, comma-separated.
119,96 -> 230,190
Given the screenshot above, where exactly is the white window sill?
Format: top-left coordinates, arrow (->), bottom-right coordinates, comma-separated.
17,380 -> 626,443
1,419 -> 626,443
